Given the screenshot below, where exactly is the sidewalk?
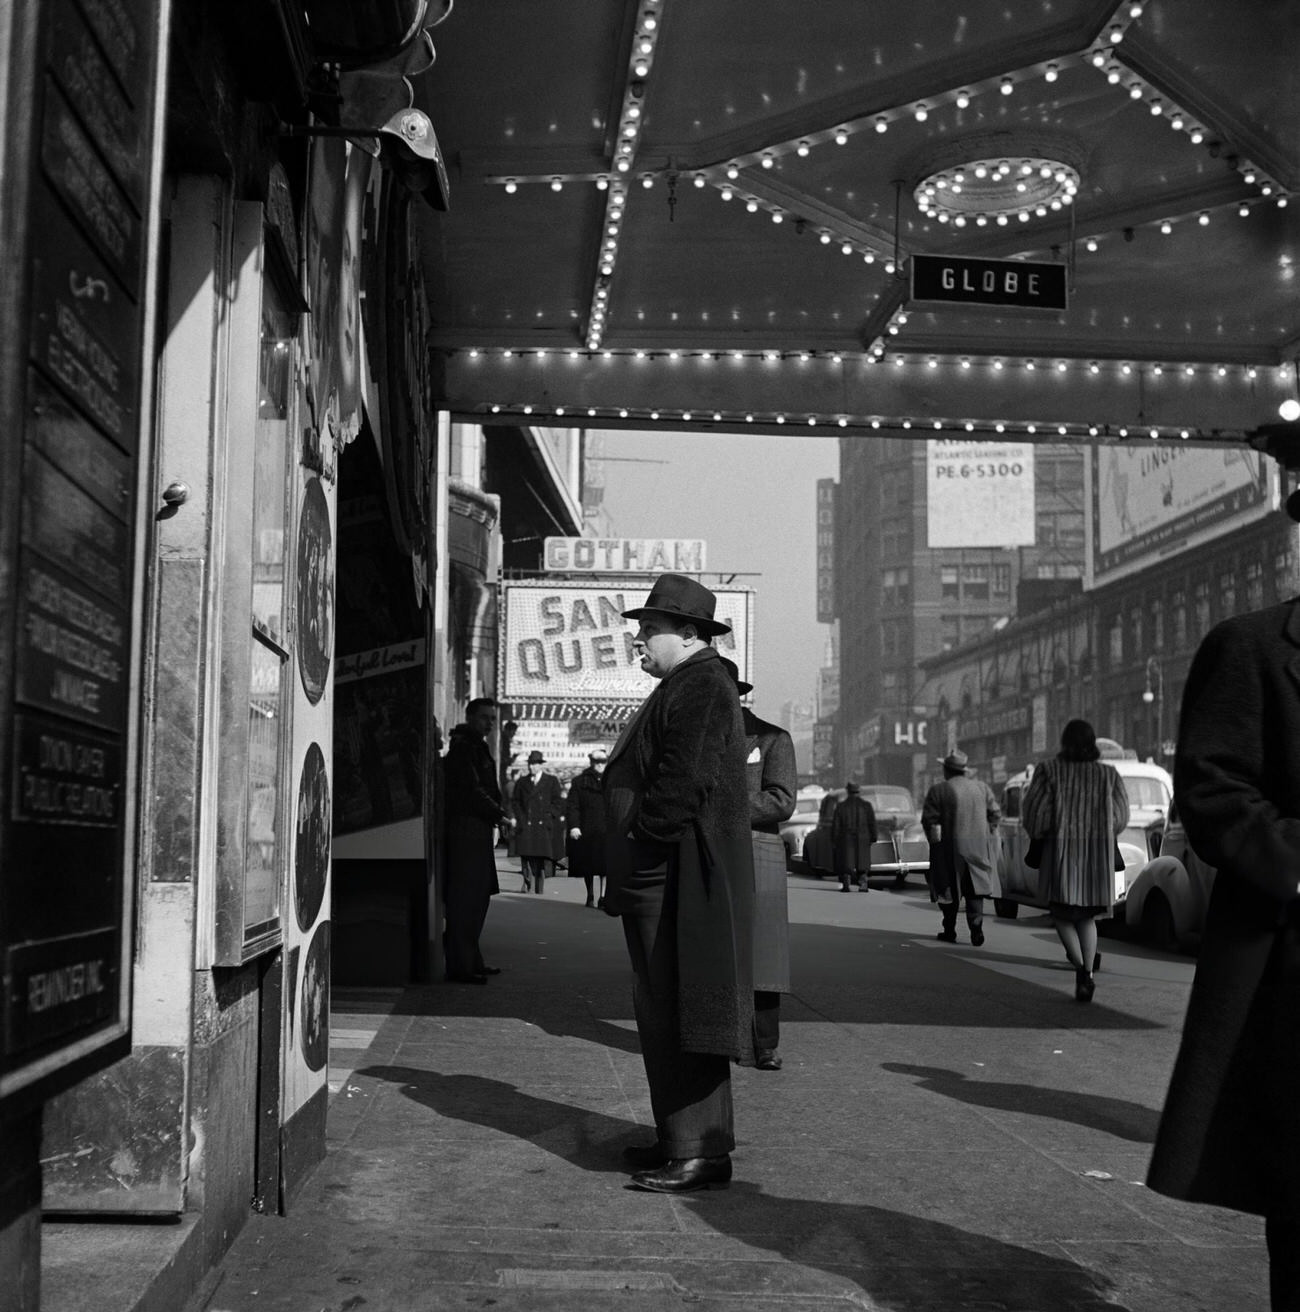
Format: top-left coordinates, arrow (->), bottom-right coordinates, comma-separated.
182,857 -> 1267,1312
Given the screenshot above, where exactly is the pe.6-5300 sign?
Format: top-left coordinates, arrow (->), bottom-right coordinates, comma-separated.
935,461 -> 1025,479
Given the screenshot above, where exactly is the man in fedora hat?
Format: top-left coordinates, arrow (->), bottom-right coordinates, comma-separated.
922,749 -> 1001,945
831,780 -> 877,892
602,574 -> 754,1193
512,749 -> 564,893
721,658 -> 796,1072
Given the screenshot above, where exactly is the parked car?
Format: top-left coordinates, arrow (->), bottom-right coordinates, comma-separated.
993,755 -> 1172,919
779,787 -> 826,869
1117,801 -> 1217,951
801,786 -> 929,885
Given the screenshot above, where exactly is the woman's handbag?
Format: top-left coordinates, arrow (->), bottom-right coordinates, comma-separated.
1024,835 -> 1045,869
1115,843 -> 1126,872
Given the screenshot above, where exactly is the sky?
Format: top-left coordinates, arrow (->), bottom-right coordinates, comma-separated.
593,428 -> 839,722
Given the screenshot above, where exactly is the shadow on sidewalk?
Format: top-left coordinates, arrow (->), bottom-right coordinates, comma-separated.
882,1063 -> 1161,1143
354,1063 -> 1126,1310
357,1064 -> 647,1172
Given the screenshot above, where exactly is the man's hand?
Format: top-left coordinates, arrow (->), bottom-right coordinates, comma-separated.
569,827 -> 582,840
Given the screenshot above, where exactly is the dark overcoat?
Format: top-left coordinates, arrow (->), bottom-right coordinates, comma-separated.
1149,600 -> 1300,1217
922,774 -> 1002,901
603,645 -> 755,1061
831,794 -> 877,874
513,771 -> 565,860
743,708 -> 796,994
564,766 -> 608,879
443,726 -> 506,901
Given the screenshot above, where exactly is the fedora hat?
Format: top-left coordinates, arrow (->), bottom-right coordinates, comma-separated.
526,750 -> 546,764
938,749 -> 969,773
718,656 -> 753,696
622,573 -> 731,637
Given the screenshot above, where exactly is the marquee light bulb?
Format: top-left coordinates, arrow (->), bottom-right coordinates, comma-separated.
1280,399 -> 1300,422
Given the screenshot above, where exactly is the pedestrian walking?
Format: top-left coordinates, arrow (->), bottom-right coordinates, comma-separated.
1020,718 -> 1129,1002
442,698 -> 512,985
512,751 -> 564,893
921,750 -> 1001,947
1147,593 -> 1300,1310
831,781 -> 877,891
722,658 -> 796,1072
565,748 -> 610,907
603,573 -> 754,1194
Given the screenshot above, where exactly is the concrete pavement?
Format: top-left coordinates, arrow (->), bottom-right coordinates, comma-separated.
183,859 -> 1267,1311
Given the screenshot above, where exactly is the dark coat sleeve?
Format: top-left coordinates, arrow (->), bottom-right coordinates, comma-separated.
631,668 -> 738,845
1175,619 -> 1300,904
445,739 -> 506,825
751,729 -> 797,828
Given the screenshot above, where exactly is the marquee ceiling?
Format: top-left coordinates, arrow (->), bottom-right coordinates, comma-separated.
394,0 -> 1300,441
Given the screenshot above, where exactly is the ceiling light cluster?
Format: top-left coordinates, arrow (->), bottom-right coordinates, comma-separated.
915,154 -> 1080,227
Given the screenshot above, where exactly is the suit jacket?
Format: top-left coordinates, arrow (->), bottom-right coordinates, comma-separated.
1149,600 -> 1300,1216
443,726 -> 507,901
513,771 -> 564,859
603,645 -> 755,1060
743,708 -> 796,993
922,774 -> 1002,900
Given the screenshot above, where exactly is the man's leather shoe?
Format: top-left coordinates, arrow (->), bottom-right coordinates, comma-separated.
936,928 -> 957,943
482,966 -> 502,975
621,1141 -> 667,1170
446,972 -> 487,985
630,1156 -> 732,1193
970,929 -> 985,947
755,1051 -> 782,1071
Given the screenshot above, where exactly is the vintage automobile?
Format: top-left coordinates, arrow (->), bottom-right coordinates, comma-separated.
993,751 -> 1172,919
800,785 -> 930,885
779,787 -> 826,869
1116,801 -> 1217,951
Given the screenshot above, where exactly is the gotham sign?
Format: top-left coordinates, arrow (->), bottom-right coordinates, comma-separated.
910,254 -> 1068,312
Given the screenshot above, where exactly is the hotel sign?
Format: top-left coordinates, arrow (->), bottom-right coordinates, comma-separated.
816,479 -> 836,623
911,254 -> 1068,312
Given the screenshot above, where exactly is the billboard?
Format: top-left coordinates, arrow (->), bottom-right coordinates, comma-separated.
1086,445 -> 1275,588
926,441 -> 1035,548
500,580 -> 754,706
816,479 -> 836,622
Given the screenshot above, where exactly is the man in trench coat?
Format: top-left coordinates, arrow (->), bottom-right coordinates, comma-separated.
831,782 -> 877,891
921,749 -> 1001,946
512,750 -> 564,893
721,658 -> 796,1071
603,573 -> 754,1194
1148,594 -> 1300,1309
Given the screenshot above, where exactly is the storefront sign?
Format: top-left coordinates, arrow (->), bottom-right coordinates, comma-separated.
956,703 -> 1031,741
927,440 -> 1035,548
911,254 -> 1067,311
543,537 -> 706,573
2,0 -> 163,1095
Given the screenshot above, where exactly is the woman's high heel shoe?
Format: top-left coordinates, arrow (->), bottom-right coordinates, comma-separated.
1075,968 -> 1095,1002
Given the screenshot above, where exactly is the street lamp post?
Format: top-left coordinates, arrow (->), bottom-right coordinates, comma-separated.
1141,656 -> 1164,761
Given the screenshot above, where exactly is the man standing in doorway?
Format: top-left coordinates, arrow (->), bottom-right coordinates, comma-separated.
722,658 -> 796,1072
512,751 -> 564,893
832,781 -> 877,891
604,574 -> 754,1194
443,698 -> 512,984
922,749 -> 1001,946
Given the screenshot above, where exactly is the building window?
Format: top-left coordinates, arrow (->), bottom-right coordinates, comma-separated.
896,566 -> 910,605
1108,613 -> 1124,665
1194,580 -> 1211,637
941,566 -> 959,599
1150,597 -> 1164,651
1275,550 -> 1294,602
1129,607 -> 1143,657
1172,589 -> 1187,647
881,670 -> 900,702
1220,570 -> 1237,619
940,616 -> 960,651
961,563 -> 989,600
1246,560 -> 1265,611
993,563 -> 1011,598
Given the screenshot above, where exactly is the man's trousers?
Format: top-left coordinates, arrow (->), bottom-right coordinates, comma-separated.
621,865 -> 734,1159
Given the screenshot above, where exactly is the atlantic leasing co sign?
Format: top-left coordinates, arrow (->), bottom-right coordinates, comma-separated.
543,537 -> 706,573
